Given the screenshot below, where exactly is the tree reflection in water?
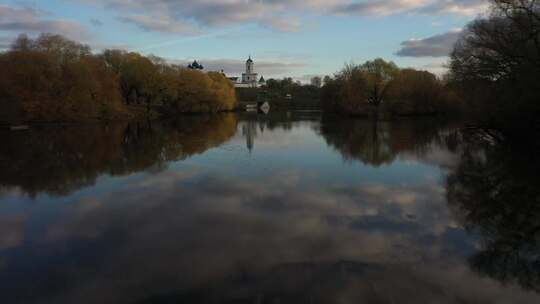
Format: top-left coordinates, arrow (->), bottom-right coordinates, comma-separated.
318,115 -> 455,167
2,115 -> 540,303
447,132 -> 540,292
0,114 -> 237,197
320,116 -> 540,293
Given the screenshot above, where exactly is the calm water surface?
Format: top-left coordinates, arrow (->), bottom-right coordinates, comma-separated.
1,112 -> 539,303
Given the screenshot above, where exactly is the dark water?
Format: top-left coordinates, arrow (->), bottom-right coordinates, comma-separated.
1,112 -> 539,303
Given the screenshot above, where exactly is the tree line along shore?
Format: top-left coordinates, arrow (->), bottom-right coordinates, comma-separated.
0,38 -> 454,123
0,34 -> 237,123
1,0 -> 538,146
318,0 -> 539,147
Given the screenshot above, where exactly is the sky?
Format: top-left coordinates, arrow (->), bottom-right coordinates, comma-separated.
0,0 -> 489,81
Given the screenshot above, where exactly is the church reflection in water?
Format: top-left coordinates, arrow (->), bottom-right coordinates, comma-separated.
242,119 -> 260,153
0,113 -> 539,303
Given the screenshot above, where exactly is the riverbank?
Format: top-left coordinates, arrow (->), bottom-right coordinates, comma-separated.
0,34 -> 238,125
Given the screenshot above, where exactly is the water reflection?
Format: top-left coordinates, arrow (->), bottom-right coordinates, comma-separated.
0,114 -> 237,197
447,133 -> 540,292
0,114 -> 539,303
318,115 -> 456,167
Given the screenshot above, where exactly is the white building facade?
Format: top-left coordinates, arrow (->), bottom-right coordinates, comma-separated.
228,56 -> 265,88
241,56 -> 257,87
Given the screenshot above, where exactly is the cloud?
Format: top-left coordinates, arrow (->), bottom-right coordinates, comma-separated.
0,4 -> 91,41
420,62 -> 449,75
420,0 -> 488,15
260,16 -> 301,32
332,0 -> 486,17
118,15 -> 201,34
333,0 -> 433,16
70,0 -> 488,33
3,167 -> 538,303
396,29 -> 463,57
0,119 -> 537,303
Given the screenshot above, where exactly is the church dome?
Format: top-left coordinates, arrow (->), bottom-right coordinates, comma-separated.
246,56 -> 253,63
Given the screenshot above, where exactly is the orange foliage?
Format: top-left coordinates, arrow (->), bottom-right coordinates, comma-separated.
0,34 -> 126,122
386,69 -> 446,115
0,33 -> 238,122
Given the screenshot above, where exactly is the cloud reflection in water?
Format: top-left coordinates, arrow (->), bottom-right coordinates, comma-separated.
0,114 -> 538,303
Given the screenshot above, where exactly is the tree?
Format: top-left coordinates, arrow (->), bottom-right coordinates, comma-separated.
163,69 -> 237,114
320,77 -> 343,112
450,1 -> 540,82
102,50 -> 159,106
386,69 -> 446,115
0,33 -> 125,122
336,63 -> 370,113
320,59 -> 399,118
264,77 -> 298,100
449,0 -> 540,141
207,71 -> 237,111
310,76 -> 322,88
0,33 -> 239,122
323,75 -> 332,86
359,58 -> 399,114
10,34 -> 32,51
321,60 -> 459,118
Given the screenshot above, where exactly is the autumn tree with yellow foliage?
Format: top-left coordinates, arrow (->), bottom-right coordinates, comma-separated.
0,34 -> 126,122
0,33 -> 238,123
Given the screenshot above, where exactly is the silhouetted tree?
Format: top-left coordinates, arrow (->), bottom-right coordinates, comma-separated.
321,60 -> 454,118
386,69 -> 451,115
359,58 -> 399,117
449,0 -> 540,143
447,132 -> 540,292
310,76 -> 322,88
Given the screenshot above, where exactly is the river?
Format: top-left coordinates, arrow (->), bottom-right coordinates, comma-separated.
1,111 -> 539,303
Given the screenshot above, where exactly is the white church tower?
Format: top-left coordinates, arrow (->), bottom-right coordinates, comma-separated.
246,56 -> 253,74
241,56 -> 258,87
